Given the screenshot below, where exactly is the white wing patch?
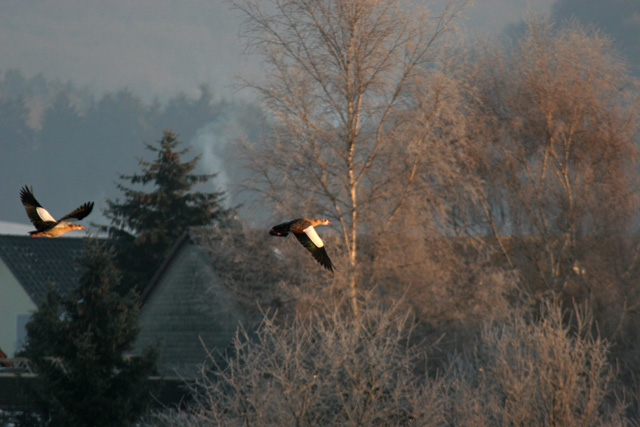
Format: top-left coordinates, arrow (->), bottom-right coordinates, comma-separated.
303,226 -> 324,248
36,206 -> 56,222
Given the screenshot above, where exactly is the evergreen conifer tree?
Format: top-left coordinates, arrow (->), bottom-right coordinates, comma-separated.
21,241 -> 158,427
104,129 -> 231,291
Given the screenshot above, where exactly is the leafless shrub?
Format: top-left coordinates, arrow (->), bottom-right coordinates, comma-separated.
147,294 -> 633,426
449,300 -> 626,426
173,294 -> 449,426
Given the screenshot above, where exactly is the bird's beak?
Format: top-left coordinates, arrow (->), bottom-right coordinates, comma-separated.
79,225 -> 85,230
328,221 -> 332,225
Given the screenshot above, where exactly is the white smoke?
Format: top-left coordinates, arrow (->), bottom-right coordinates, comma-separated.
190,104 -> 269,224
191,118 -> 233,193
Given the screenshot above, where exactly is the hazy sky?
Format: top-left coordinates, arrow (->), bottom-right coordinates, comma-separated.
0,0 -> 554,102
1,0 -> 251,101
0,0 -> 556,229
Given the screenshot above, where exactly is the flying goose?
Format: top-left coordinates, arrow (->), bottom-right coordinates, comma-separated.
269,218 -> 335,272
20,185 -> 94,237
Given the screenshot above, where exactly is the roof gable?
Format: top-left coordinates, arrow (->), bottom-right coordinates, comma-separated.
141,225 -> 295,316
136,237 -> 246,377
0,234 -> 90,305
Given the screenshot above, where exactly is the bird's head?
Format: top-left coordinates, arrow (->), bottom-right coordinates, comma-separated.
315,219 -> 332,226
70,224 -> 86,231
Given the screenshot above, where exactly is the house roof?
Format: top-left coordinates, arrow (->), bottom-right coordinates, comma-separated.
140,231 -> 193,305
134,224 -> 341,377
0,234 -> 90,305
140,224 -> 300,316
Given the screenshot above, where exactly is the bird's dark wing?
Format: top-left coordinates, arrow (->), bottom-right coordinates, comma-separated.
294,231 -> 335,273
269,218 -> 301,237
58,201 -> 94,221
20,185 -> 51,227
269,228 -> 289,237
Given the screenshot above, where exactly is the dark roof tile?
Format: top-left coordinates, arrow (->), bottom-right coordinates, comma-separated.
0,235 -> 89,305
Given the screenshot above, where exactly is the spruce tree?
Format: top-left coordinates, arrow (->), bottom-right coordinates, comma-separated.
21,240 -> 158,427
104,129 -> 230,292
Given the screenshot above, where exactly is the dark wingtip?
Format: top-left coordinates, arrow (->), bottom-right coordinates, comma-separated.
78,201 -> 95,219
19,185 -> 31,201
325,262 -> 335,273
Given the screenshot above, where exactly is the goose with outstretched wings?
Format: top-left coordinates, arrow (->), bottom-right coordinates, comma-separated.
269,218 -> 335,273
20,185 -> 94,237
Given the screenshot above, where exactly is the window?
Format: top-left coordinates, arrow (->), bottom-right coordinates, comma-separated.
15,313 -> 31,353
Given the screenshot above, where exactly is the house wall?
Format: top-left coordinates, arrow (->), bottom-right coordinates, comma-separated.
0,260 -> 36,357
135,241 -> 248,378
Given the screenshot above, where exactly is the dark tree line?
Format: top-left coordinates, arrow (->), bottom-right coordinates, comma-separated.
0,70 -> 258,226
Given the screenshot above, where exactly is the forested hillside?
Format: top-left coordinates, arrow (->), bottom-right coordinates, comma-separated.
0,69 -> 262,225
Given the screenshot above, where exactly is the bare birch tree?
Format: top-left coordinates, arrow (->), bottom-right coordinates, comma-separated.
462,18 -> 640,335
235,0 -> 468,312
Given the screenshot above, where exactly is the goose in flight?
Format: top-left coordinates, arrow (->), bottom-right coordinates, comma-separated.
20,185 -> 94,237
269,218 -> 335,272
